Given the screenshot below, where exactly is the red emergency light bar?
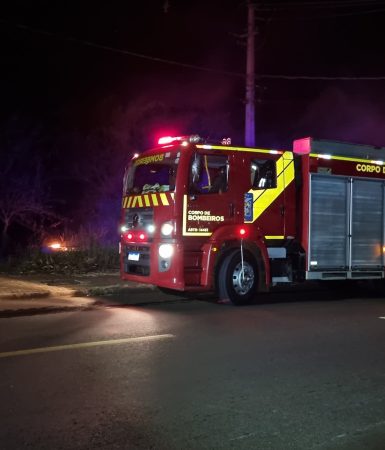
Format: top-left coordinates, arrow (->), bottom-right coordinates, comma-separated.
157,134 -> 202,145
158,136 -> 182,145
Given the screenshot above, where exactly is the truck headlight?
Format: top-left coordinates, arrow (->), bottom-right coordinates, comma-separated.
159,244 -> 174,259
161,222 -> 174,237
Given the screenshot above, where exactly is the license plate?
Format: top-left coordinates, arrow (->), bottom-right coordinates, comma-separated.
128,252 -> 140,261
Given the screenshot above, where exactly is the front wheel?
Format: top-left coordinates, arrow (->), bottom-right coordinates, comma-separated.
217,249 -> 258,305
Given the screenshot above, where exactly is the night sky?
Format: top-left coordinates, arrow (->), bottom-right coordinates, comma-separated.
2,0 -> 385,147
1,0 -> 385,247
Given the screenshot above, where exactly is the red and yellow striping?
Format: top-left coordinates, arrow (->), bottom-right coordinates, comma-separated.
122,192 -> 175,208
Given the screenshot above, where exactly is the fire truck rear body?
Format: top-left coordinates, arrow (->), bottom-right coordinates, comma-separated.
120,136 -> 385,304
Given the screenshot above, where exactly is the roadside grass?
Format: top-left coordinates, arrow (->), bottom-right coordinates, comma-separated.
0,246 -> 119,275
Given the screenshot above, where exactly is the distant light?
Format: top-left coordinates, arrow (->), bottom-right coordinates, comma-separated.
132,153 -> 140,159
47,242 -> 68,252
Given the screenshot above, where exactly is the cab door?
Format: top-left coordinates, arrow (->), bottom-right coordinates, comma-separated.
244,151 -> 294,239
182,152 -> 238,238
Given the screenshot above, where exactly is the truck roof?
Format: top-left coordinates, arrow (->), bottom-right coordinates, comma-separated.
294,137 -> 385,161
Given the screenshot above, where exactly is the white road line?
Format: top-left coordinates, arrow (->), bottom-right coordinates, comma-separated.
379,317 -> 385,319
0,334 -> 175,359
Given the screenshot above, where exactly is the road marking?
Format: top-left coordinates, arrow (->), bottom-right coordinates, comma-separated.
379,317 -> 385,319
0,334 -> 175,359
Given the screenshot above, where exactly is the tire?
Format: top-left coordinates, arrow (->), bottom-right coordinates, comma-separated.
217,249 -> 258,305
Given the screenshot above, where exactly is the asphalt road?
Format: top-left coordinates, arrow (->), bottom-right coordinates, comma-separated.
0,287 -> 385,450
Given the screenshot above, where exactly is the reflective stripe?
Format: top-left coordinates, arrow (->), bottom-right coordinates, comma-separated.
265,235 -> 284,239
122,193 -> 174,209
310,153 -> 380,164
151,194 -> 159,206
196,144 -> 283,155
160,193 -> 169,206
245,151 -> 295,223
144,194 -> 151,207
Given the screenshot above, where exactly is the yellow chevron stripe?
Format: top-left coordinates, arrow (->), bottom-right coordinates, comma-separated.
122,192 -> 176,208
160,193 -> 169,206
245,152 -> 294,223
151,194 -> 159,206
132,196 -> 143,207
144,194 -> 150,207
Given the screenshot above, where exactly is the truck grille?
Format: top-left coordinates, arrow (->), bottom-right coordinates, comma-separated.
124,244 -> 150,276
124,207 -> 153,229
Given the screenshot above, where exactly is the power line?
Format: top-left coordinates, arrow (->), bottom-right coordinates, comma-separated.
259,74 -> 385,80
256,8 -> 385,19
2,20 -> 245,79
2,20 -> 385,81
255,0 -> 385,8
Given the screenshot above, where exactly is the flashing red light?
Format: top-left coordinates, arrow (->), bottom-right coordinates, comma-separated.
238,227 -> 248,237
158,136 -> 181,145
123,231 -> 148,243
157,135 -> 201,146
123,232 -> 134,243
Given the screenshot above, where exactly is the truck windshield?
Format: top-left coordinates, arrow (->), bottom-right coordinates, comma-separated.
124,152 -> 179,194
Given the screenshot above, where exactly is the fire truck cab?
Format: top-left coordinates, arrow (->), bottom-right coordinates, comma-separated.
120,135 -> 385,304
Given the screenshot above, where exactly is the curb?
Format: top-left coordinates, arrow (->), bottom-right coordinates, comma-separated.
0,284 -> 156,301
0,291 -> 51,301
0,305 -> 95,318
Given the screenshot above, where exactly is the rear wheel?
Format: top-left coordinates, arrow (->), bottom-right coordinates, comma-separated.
217,249 -> 258,305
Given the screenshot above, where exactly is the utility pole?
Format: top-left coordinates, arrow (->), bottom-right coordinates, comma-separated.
245,1 -> 256,147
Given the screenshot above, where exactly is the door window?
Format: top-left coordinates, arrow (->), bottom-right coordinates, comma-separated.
189,154 -> 229,194
251,159 -> 276,189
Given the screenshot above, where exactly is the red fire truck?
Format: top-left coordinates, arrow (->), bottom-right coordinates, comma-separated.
120,135 -> 385,304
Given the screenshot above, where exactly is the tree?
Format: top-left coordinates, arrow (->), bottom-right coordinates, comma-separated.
0,118 -> 60,256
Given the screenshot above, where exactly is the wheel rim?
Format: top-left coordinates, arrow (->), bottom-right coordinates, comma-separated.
232,261 -> 255,295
